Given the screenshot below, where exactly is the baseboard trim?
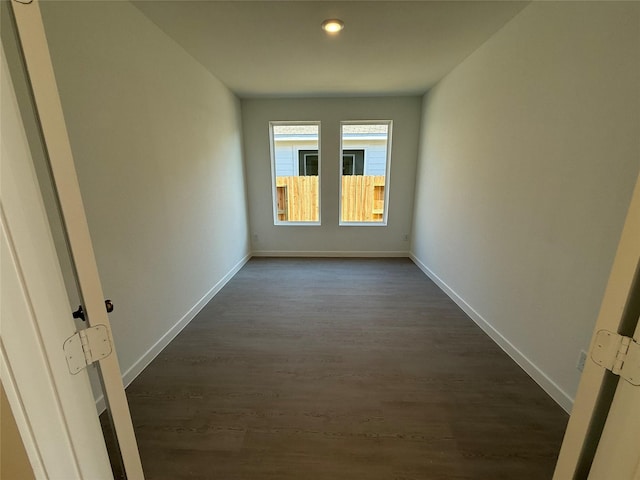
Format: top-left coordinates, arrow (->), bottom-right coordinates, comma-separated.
409,252 -> 573,413
252,250 -> 409,258
95,253 -> 251,413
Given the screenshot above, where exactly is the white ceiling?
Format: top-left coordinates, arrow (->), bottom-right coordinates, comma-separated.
133,1 -> 529,98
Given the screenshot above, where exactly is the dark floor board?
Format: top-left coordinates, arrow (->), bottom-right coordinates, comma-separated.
116,258 -> 567,479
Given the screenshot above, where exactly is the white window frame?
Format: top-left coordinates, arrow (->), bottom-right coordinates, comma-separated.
339,120 -> 393,226
269,121 -> 321,226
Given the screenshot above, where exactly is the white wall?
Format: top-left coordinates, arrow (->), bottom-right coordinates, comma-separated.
411,1 -> 640,411
38,1 -> 250,391
242,97 -> 421,255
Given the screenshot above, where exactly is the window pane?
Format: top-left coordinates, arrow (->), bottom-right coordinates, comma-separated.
270,123 -> 320,223
343,150 -> 364,175
298,150 -> 319,176
340,122 -> 391,224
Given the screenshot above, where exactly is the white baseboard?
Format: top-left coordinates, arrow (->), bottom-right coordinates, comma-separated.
252,250 -> 409,258
409,252 -> 573,413
95,253 -> 251,414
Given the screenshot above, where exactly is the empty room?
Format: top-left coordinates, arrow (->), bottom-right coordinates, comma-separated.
1,0 -> 639,479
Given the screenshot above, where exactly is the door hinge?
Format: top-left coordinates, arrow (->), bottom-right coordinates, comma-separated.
63,325 -> 112,375
591,330 -> 640,386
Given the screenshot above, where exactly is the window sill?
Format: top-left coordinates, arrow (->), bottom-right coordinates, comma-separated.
274,221 -> 322,226
339,222 -> 387,227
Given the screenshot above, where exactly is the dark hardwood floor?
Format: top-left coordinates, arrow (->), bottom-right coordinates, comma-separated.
117,258 -> 568,479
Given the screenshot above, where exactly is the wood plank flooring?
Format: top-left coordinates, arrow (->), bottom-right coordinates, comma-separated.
118,258 -> 568,479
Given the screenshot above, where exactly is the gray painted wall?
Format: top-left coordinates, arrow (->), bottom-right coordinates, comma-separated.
242,97 -> 422,255
38,1 -> 250,391
411,1 -> 640,411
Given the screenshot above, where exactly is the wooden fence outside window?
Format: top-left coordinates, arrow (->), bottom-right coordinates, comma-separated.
276,176 -> 385,222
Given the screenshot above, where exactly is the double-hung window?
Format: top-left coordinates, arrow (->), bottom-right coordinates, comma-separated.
339,121 -> 392,225
269,122 -> 321,224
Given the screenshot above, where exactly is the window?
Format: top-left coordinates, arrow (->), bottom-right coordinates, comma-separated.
342,150 -> 365,175
340,121 -> 392,225
298,149 -> 364,176
298,150 -> 319,176
270,122 -> 320,224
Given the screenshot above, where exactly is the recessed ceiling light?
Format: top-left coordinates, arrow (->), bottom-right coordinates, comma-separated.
321,19 -> 344,34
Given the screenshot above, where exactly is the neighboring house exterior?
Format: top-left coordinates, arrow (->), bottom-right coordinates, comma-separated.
273,125 -> 388,177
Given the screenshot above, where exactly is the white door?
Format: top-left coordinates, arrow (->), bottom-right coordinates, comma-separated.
6,0 -> 144,477
587,311 -> 640,479
2,41 -> 112,479
554,173 -> 640,479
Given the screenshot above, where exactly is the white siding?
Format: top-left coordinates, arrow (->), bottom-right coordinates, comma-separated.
343,139 -> 388,176
275,145 -> 295,176
273,138 -> 318,177
364,146 -> 387,176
